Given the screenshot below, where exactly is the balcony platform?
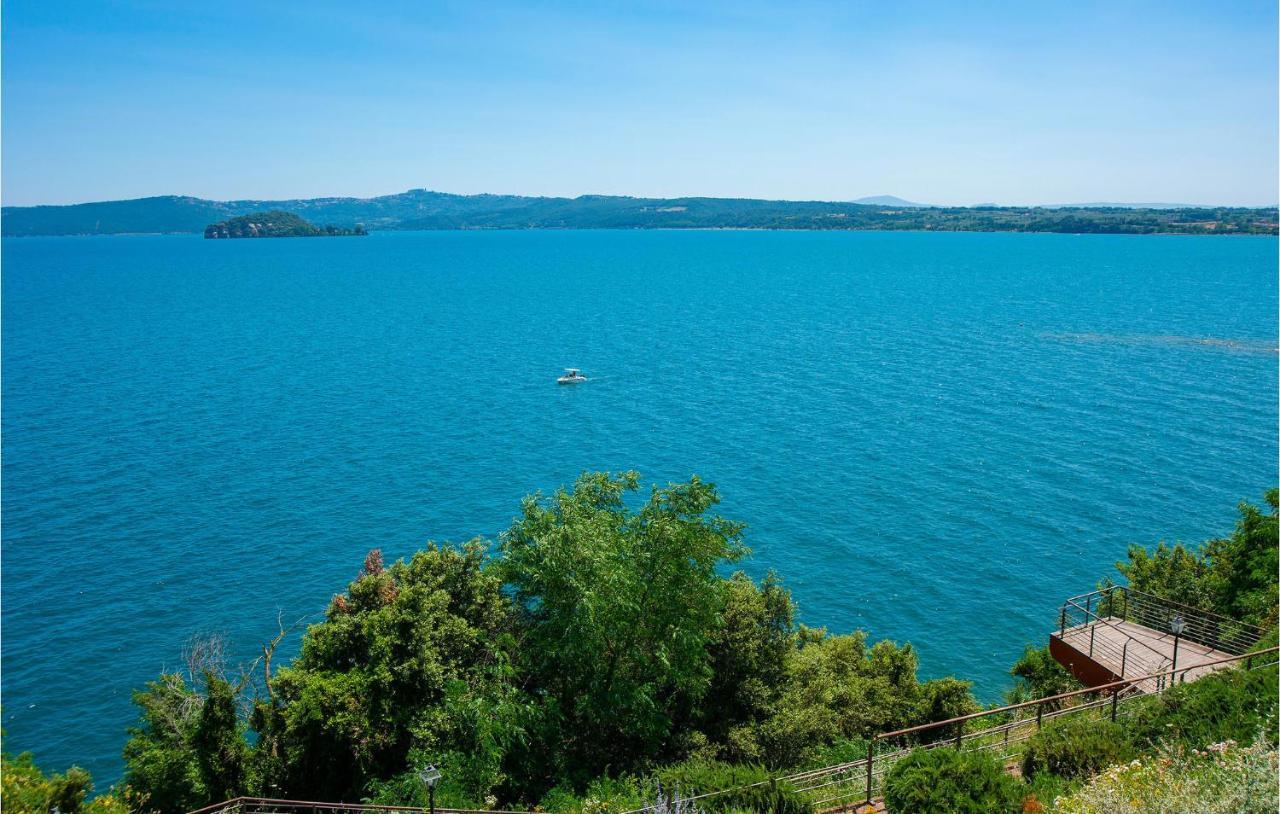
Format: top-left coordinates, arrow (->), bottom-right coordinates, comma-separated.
1051,617 -> 1237,692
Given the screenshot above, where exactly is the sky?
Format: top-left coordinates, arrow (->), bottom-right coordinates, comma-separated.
2,1 -> 1277,207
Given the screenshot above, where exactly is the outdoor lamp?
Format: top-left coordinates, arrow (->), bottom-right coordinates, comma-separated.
1170,615 -> 1186,676
419,764 -> 442,814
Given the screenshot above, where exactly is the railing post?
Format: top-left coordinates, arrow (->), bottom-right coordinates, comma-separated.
1086,594 -> 1093,619
1246,654 -> 1253,671
1036,703 -> 1044,731
1120,640 -> 1128,678
1059,606 -> 1066,636
1110,688 -> 1119,721
955,720 -> 963,749
1089,624 -> 1096,657
865,739 -> 874,805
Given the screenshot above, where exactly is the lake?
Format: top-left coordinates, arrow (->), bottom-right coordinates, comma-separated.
2,229 -> 1276,785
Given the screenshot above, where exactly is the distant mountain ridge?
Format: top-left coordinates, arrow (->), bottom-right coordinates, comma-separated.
3,189 -> 1276,236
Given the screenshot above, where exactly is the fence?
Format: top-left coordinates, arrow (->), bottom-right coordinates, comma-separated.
795,645 -> 1279,811
1057,593 -> 1172,685
186,799 -> 531,814
1068,586 -> 1266,656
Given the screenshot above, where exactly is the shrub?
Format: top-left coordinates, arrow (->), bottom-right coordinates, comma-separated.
655,762 -> 810,814
882,747 -> 1021,814
710,781 -> 809,814
0,751 -> 129,814
1125,663 -> 1278,751
1020,715 -> 1132,780
1005,645 -> 1081,707
1052,738 -> 1278,814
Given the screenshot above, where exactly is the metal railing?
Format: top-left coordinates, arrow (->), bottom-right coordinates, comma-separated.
186,799 -> 530,814
1057,594 -> 1173,689
676,645 -> 1279,813
1066,586 -> 1266,656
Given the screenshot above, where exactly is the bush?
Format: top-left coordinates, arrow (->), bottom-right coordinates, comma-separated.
1052,739 -> 1278,814
1020,715 -> 1132,780
1125,664 -> 1278,751
882,747 -> 1021,814
710,781 -> 809,814
0,751 -> 129,814
656,762 -> 810,814
1005,645 -> 1081,707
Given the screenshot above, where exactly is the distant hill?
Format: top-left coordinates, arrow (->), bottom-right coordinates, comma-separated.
1044,202 -> 1211,210
204,210 -> 366,238
3,189 -> 1276,236
850,195 -> 930,207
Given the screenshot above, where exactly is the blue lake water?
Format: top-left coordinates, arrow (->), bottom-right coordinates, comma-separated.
2,230 -> 1277,785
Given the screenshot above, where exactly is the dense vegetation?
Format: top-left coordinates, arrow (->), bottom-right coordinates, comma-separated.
1052,739 -> 1277,814
1,749 -> 129,814
5,482 -> 1275,813
4,189 -> 1276,235
883,643 -> 1278,813
203,210 -> 365,238
1102,488 -> 1279,630
114,472 -> 977,812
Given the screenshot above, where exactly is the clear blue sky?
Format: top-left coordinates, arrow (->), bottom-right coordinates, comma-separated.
3,0 -> 1276,206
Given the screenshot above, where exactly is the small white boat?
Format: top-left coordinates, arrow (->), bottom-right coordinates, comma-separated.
557,367 -> 587,384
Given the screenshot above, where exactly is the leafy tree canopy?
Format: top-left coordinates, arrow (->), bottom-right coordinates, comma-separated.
1110,489 -> 1278,630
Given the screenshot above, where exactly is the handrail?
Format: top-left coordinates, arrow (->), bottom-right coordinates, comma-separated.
185,798 -> 533,814
1060,597 -> 1172,668
874,645 -> 1277,742
608,646 -> 1280,814
1065,586 -> 1266,634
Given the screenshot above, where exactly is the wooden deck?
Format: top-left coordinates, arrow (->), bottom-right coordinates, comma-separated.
1052,617 -> 1236,691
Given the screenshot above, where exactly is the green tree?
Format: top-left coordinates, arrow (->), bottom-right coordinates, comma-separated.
3,748 -> 130,814
697,571 -> 796,758
192,673 -> 249,802
746,629 -> 976,767
498,471 -> 746,787
122,673 -> 208,813
260,542 -> 518,802
1113,490 -> 1278,630
1202,489 -> 1279,628
1005,645 -> 1081,707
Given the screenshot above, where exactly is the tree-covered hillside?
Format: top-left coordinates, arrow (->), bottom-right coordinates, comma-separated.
3,190 -> 1276,236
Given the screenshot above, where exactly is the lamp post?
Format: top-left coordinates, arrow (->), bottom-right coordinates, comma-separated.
1170,615 -> 1186,678
418,763 -> 442,814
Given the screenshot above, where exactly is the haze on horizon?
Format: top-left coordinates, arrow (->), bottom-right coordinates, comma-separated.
2,0 -> 1276,209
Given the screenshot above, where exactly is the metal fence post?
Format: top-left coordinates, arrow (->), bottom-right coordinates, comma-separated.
1036,703 -> 1044,731
1110,689 -> 1119,721
865,740 -> 874,805
1059,606 -> 1066,636
955,720 -> 963,749
1089,624 -> 1096,657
